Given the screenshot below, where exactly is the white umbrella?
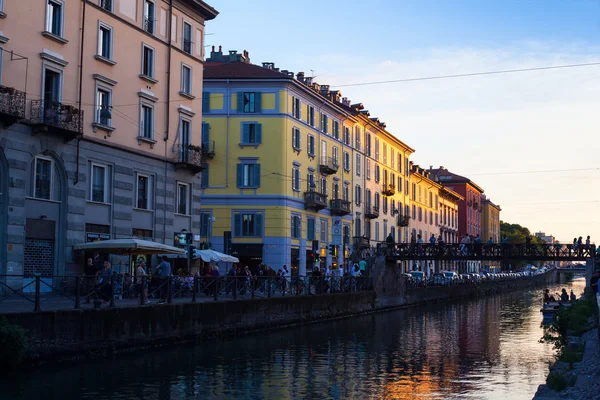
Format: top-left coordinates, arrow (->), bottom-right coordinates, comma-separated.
73,238 -> 186,256
194,249 -> 239,263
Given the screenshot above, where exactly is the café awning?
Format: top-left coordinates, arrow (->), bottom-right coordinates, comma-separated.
73,238 -> 186,256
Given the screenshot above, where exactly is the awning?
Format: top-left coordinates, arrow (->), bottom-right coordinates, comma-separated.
73,238 -> 186,256
194,249 -> 239,263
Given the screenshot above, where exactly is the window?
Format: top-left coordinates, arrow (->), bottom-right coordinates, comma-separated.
355,217 -> 362,237
132,228 -> 153,239
234,213 -> 263,237
391,149 -> 395,169
34,157 -> 52,200
375,222 -> 380,242
355,154 -> 361,176
354,126 -> 361,151
355,185 -> 362,205
238,92 -> 261,113
375,165 -> 380,183
398,154 -> 402,173
307,106 -> 315,126
332,146 -> 339,167
176,182 -> 190,215
332,181 -> 339,200
289,127 -> 301,150
91,164 -> 108,203
241,123 -> 262,145
292,166 -> 300,191
366,159 -> 371,180
374,193 -> 380,210
199,213 -> 211,236
412,205 -> 416,219
320,176 -> 327,196
307,134 -> 315,156
343,127 -> 351,145
383,143 -> 387,164
98,23 -> 113,60
366,133 -> 372,157
143,0 -> 155,34
320,219 -> 327,242
333,121 -> 340,140
43,68 -> 62,105
343,152 -> 350,171
343,184 -> 349,202
307,218 -> 315,241
237,163 -> 261,188
321,113 -> 328,133
99,0 -> 112,12
375,138 -> 380,161
140,104 -> 154,139
343,225 -> 350,245
136,174 -> 150,209
181,64 -> 192,95
365,189 -> 372,208
46,0 -> 64,37
307,172 -> 315,190
383,197 -> 388,214
141,45 -> 155,78
182,21 -> 192,54
292,96 -> 301,118
291,214 -> 301,239
95,88 -> 112,126
398,176 -> 402,193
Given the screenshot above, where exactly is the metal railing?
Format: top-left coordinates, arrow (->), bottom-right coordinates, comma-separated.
182,38 -> 192,54
319,156 -> 339,174
143,17 -> 155,34
202,140 -> 216,158
173,144 -> 204,169
364,205 -> 379,219
30,100 -> 83,134
0,85 -> 26,119
0,274 -> 373,313
330,198 -> 351,215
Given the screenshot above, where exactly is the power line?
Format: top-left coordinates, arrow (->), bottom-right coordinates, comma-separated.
467,167 -> 600,176
332,62 -> 600,88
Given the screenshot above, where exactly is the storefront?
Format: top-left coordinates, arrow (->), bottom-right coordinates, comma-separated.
231,243 -> 263,269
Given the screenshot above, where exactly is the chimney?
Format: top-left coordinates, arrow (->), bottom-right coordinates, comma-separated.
305,77 -> 313,86
228,50 -> 238,62
296,72 -> 305,82
262,62 -> 275,69
319,84 -> 330,97
341,97 -> 351,107
218,45 -> 222,52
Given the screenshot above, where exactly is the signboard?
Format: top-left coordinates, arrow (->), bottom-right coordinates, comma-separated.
332,217 -> 342,246
174,232 -> 193,248
86,233 -> 111,242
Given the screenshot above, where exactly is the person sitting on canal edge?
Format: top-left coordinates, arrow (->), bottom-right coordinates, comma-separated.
570,290 -> 577,302
560,288 -> 569,303
156,256 -> 171,304
543,289 -> 552,304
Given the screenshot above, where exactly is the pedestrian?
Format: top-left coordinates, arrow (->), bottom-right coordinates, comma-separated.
136,261 -> 150,304
570,290 -> 577,302
386,232 -> 395,247
84,257 -> 96,304
156,256 -> 171,303
359,258 -> 367,276
100,261 -> 112,303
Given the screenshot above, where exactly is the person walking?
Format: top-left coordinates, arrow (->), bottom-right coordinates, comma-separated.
359,258 -> 367,276
156,256 -> 171,304
100,261 -> 113,303
136,261 -> 151,304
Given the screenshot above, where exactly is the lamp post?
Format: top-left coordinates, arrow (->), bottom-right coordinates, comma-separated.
206,216 -> 216,249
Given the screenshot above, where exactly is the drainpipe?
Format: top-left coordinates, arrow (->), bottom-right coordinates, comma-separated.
74,0 -> 87,185
163,0 -> 174,241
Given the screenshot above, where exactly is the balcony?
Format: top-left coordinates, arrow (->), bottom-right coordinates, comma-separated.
173,144 -> 205,175
202,140 -> 215,159
30,100 -> 83,142
353,236 -> 370,250
319,156 -> 339,175
397,214 -> 410,227
382,184 -> 395,196
329,199 -> 351,216
304,189 -> 328,211
364,205 -> 379,219
143,17 -> 155,34
183,38 -> 192,54
0,85 -> 26,127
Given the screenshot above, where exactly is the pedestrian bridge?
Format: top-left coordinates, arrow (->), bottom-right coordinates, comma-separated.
377,243 -> 597,262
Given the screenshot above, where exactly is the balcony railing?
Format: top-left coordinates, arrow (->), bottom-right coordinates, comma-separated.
304,189 -> 328,211
397,214 -> 410,227
202,140 -> 215,159
329,199 -> 351,216
183,38 -> 192,54
143,17 -> 155,34
319,156 -> 339,175
30,100 -> 83,141
173,144 -> 205,174
353,236 -> 370,249
364,205 -> 379,219
0,85 -> 26,126
382,184 -> 395,196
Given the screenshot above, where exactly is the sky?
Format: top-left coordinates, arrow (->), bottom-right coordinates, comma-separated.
205,0 -> 600,243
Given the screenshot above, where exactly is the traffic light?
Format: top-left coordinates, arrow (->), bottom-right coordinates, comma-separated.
328,244 -> 338,256
314,252 -> 320,263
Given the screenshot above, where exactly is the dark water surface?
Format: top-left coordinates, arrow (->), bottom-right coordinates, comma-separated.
1,279 -> 585,400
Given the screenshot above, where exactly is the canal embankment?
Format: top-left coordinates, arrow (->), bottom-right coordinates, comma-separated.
1,270 -> 555,367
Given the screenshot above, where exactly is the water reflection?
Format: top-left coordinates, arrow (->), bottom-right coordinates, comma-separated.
1,279 -> 585,400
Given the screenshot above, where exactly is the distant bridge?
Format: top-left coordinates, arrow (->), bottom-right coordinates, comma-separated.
376,243 -> 597,263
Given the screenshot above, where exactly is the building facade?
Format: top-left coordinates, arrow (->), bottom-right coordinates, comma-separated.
481,194 -> 501,242
438,186 -> 463,272
0,0 -> 217,286
201,48 -> 414,274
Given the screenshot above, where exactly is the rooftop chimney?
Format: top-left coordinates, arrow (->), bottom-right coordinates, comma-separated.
296,72 -> 305,82
305,77 -> 313,86
342,97 -> 351,107
262,62 -> 275,69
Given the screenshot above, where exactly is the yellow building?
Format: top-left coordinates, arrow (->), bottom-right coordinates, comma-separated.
201,48 -> 414,274
481,195 -> 501,242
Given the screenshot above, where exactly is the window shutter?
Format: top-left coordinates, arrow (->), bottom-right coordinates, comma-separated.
236,163 -> 243,188
202,122 -> 210,147
291,215 -> 295,237
237,92 -> 244,112
241,123 -> 249,143
255,93 -> 262,112
255,123 -> 262,144
255,214 -> 263,236
234,213 -> 242,236
201,165 -> 209,188
253,164 -> 261,187
202,92 -> 210,113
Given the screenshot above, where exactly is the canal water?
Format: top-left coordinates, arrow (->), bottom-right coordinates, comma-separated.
1,278 -> 585,400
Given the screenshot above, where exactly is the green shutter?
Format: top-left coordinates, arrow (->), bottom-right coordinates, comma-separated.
255,93 -> 262,112
237,92 -> 244,112
255,123 -> 262,144
236,163 -> 243,188
201,165 -> 209,188
202,92 -> 210,113
241,123 -> 249,143
255,213 -> 263,237
202,122 -> 210,147
253,164 -> 261,187
234,213 -> 242,236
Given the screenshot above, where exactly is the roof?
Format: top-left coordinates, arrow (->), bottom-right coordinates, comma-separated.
429,168 -> 485,193
204,62 -> 294,80
439,186 -> 465,202
180,0 -> 219,21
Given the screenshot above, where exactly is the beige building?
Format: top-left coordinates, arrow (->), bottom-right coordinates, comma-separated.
438,186 -> 463,272
0,0 -> 217,285
481,194 -> 501,242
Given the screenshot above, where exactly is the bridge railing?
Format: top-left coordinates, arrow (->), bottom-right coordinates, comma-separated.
372,242 -> 596,260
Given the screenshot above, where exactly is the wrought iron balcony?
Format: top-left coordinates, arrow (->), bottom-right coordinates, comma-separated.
143,17 -> 155,34
353,236 -> 370,250
173,144 -> 205,174
304,189 -> 328,211
319,156 -> 339,175
382,184 -> 395,196
0,85 -> 26,127
183,38 -> 192,54
202,140 -> 215,159
397,214 -> 410,227
364,205 -> 379,219
330,199 -> 351,216
30,100 -> 83,142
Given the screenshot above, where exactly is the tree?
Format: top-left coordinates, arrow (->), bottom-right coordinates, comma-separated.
500,221 -> 545,244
